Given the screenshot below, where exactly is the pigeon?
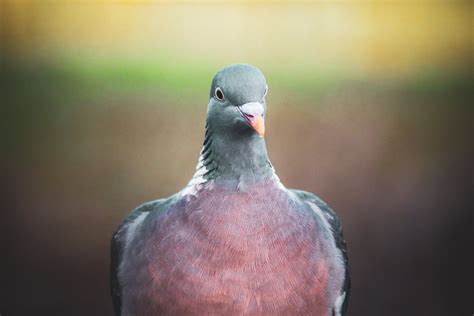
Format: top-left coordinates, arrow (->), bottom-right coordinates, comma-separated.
110,64 -> 350,316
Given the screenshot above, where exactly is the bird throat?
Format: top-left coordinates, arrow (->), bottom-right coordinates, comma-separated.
187,123 -> 276,191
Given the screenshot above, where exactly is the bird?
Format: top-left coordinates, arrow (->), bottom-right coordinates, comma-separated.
110,64 -> 350,316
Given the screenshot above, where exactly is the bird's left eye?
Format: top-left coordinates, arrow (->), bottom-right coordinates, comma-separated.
264,84 -> 268,97
215,87 -> 225,102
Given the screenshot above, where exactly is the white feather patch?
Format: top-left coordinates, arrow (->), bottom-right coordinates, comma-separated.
181,152 -> 209,197
334,291 -> 346,316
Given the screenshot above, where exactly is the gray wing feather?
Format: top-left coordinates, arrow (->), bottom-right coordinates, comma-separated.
289,189 -> 351,316
110,200 -> 159,316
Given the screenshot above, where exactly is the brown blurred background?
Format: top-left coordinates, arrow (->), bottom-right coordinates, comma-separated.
1,1 -> 473,315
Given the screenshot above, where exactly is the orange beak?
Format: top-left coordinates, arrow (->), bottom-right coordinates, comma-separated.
249,115 -> 265,136
239,102 -> 266,137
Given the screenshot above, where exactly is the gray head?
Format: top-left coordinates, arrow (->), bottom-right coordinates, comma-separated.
207,64 -> 268,138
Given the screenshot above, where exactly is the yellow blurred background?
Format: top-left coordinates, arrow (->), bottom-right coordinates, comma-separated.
1,1 -> 473,315
3,0 -> 472,90
3,1 -> 472,72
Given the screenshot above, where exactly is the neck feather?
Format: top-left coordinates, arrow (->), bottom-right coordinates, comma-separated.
186,123 -> 278,191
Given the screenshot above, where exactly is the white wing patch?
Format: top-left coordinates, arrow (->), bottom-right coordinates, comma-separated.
334,291 -> 346,316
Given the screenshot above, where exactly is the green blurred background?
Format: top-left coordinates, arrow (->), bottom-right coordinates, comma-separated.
1,1 -> 473,315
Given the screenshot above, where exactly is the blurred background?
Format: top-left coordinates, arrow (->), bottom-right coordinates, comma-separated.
1,1 -> 473,315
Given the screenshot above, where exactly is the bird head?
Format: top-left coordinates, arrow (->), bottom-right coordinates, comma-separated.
207,64 -> 268,138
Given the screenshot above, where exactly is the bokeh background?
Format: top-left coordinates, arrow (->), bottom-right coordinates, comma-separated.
1,1 -> 473,315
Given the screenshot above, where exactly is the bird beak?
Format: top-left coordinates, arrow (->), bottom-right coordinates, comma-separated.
239,102 -> 265,137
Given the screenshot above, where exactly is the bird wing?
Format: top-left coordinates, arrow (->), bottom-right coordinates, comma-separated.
289,189 -> 351,316
110,199 -> 163,315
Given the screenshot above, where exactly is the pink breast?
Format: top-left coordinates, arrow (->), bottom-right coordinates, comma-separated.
127,185 -> 342,315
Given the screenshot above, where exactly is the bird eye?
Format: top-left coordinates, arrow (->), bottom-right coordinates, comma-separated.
264,84 -> 268,97
215,87 -> 225,102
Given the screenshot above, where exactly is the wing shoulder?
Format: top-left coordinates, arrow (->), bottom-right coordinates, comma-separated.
110,198 -> 171,315
289,189 -> 351,315
290,190 -> 343,239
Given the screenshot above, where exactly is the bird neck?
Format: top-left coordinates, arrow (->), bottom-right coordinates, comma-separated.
190,123 -> 277,188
